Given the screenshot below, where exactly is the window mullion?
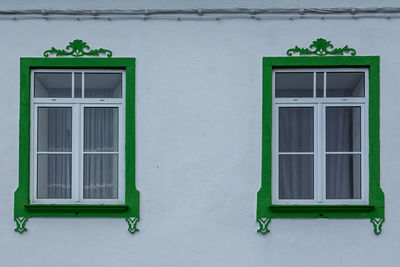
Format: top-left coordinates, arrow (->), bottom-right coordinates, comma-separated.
317,103 -> 324,203
313,104 -> 318,203
79,104 -> 84,202
321,104 -> 327,203
73,104 -> 80,202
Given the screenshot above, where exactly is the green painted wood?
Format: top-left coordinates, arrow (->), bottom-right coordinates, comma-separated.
269,205 -> 374,213
287,38 -> 356,56
14,57 -> 139,232
257,56 -> 385,234
25,205 -> 129,213
43,39 -> 112,57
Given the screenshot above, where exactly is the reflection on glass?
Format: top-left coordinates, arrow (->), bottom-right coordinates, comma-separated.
316,72 -> 324,97
326,154 -> 361,199
275,72 -> 313,98
34,73 -> 72,98
279,107 -> 314,152
326,107 -> 361,152
279,155 -> 313,199
74,73 -> 82,98
83,154 -> 118,199
84,73 -> 122,98
326,72 -> 365,97
37,107 -> 72,152
37,154 -> 71,199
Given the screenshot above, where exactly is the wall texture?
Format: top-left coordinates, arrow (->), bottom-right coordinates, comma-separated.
0,1 -> 399,266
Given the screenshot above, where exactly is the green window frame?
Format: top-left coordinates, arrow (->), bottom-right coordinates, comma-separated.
14,57 -> 139,234
257,56 -> 385,235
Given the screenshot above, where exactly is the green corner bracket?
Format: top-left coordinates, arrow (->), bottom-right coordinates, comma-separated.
14,217 -> 29,234
257,217 -> 271,235
126,217 -> 139,234
286,38 -> 356,56
43,39 -> 112,58
370,218 -> 384,235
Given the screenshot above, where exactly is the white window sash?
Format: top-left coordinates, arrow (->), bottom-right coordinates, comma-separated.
30,69 -> 126,204
272,68 -> 369,205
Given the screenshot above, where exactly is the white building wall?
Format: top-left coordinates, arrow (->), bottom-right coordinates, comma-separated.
0,0 -> 399,266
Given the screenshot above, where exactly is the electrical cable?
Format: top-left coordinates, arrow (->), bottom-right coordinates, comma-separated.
1,7 -> 400,21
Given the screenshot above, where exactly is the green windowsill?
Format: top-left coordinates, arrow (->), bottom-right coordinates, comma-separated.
269,205 -> 374,213
25,204 -> 129,213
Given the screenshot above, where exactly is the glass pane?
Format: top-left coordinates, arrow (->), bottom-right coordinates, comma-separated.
84,73 -> 122,98
275,72 -> 313,98
83,154 -> 118,199
326,72 -> 365,97
279,155 -> 313,199
326,154 -> 361,199
37,154 -> 71,199
316,72 -> 324,97
279,107 -> 313,152
74,73 -> 82,98
34,72 -> 72,98
84,108 -> 118,152
37,107 -> 72,152
326,107 -> 361,152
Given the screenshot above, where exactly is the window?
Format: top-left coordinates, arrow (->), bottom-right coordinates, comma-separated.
14,58 -> 139,234
257,56 -> 384,235
273,69 -> 368,205
32,70 -> 125,204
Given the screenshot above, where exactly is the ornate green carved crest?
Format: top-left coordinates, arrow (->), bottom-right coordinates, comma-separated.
287,38 -> 356,56
43,39 -> 112,58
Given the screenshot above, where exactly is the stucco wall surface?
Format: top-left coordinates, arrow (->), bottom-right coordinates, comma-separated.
0,1 -> 399,267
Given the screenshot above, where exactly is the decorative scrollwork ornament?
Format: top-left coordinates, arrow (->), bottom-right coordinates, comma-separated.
287,38 -> 356,56
44,39 -> 112,57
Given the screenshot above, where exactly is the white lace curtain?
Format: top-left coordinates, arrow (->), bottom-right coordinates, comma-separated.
37,107 -> 72,199
83,107 -> 118,199
37,107 -> 118,199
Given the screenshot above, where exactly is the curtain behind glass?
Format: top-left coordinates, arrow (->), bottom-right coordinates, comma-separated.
37,107 -> 72,199
279,155 -> 313,199
83,107 -> 118,199
278,107 -> 314,199
326,107 -> 361,199
326,154 -> 361,199
84,155 -> 118,199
